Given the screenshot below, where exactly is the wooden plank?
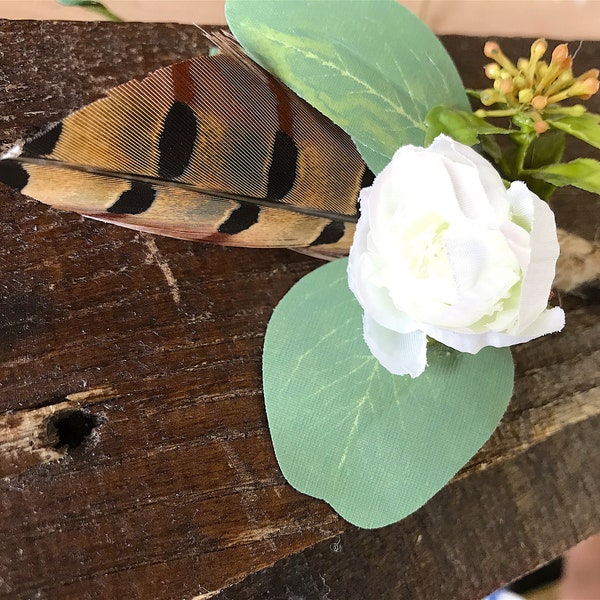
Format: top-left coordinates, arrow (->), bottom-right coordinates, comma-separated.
0,22 -> 598,599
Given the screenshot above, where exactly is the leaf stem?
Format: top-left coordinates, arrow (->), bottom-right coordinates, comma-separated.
511,132 -> 535,176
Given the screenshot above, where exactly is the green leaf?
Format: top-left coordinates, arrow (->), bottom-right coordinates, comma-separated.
527,158 -> 600,194
56,0 -> 123,21
425,106 -> 511,146
524,129 -> 566,169
480,134 -> 505,165
226,0 -> 470,174
263,259 -> 514,528
547,112 -> 600,150
521,130 -> 565,200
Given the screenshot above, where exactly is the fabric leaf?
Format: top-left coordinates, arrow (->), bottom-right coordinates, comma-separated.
56,0 -> 123,21
547,112 -> 600,150
226,0 -> 470,173
527,158 -> 600,194
263,259 -> 514,528
425,106 -> 511,146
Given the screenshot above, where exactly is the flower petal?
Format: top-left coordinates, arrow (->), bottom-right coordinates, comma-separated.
506,180 -> 534,232
500,220 -> 531,270
515,188 -> 560,330
430,135 -> 509,222
441,160 -> 499,226
363,315 -> 427,378
442,221 -> 520,328
422,305 -> 564,354
369,149 -> 462,232
349,186 -> 420,334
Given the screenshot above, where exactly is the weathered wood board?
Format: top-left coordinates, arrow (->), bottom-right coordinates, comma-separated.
0,21 -> 599,599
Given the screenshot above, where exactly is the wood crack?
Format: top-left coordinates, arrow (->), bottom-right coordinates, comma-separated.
458,386 -> 600,478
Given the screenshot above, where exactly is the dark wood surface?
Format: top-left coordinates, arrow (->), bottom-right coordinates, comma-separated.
0,20 -> 599,600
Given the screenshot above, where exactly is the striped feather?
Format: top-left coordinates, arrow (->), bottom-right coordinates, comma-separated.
0,33 -> 373,257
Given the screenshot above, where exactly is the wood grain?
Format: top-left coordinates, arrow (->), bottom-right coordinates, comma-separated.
0,22 -> 598,599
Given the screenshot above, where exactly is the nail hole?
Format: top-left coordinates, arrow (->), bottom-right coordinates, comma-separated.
47,410 -> 98,450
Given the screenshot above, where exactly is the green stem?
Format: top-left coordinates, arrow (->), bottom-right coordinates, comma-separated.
474,108 -> 519,118
511,132 -> 535,177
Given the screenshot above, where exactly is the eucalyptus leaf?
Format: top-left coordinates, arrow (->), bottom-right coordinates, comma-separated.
226,0 -> 470,174
547,112 -> 600,150
263,259 -> 514,528
527,158 -> 600,194
56,0 -> 123,21
425,106 -> 511,146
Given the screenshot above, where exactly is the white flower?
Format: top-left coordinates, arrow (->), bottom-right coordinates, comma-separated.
348,135 -> 565,378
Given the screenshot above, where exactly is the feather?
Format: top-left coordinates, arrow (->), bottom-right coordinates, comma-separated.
0,32 -> 373,258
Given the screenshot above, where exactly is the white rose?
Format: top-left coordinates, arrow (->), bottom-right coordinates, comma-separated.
348,135 -> 565,378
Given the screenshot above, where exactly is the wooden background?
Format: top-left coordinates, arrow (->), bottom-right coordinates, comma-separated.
0,20 -> 599,600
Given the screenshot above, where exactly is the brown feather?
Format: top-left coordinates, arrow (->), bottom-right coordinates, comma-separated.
0,34 -> 373,257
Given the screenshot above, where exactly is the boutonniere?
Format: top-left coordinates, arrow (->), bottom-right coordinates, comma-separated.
1,0 -> 598,528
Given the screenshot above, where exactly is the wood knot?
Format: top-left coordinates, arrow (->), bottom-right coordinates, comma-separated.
46,409 -> 99,450
0,386 -> 114,477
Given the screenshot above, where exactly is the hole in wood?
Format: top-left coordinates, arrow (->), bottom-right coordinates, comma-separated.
47,410 -> 98,450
